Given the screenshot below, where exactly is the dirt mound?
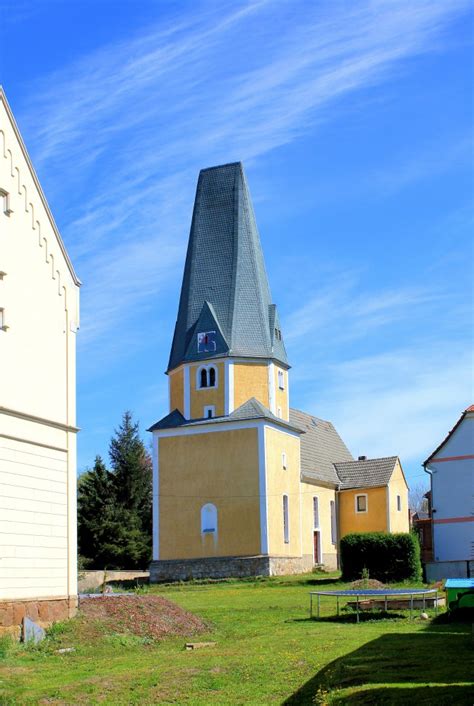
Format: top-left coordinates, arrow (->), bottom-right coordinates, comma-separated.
350,579 -> 386,590
78,595 -> 207,641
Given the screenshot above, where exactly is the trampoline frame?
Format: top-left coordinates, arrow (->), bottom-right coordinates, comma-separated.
309,588 -> 439,623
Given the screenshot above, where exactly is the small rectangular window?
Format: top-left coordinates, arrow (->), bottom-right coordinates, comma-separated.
330,500 -> 336,544
0,189 -> 12,217
277,406 -> 282,418
283,495 -> 289,543
204,405 -> 215,419
397,495 -> 401,511
282,452 -> 287,470
356,495 -> 367,513
0,308 -> 7,331
313,497 -> 319,528
278,370 -> 285,390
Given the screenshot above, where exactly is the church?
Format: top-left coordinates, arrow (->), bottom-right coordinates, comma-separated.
148,162 -> 409,581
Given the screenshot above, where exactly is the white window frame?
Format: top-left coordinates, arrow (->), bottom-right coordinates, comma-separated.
204,405 -> 215,419
196,364 -> 218,390
313,496 -> 320,529
0,189 -> 13,217
278,369 -> 285,390
197,330 -> 217,353
201,503 -> 218,534
283,494 -> 289,544
397,494 -> 401,512
282,452 -> 287,470
355,494 -> 368,513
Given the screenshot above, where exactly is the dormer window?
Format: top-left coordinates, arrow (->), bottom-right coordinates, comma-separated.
197,330 -> 216,353
196,364 -> 218,389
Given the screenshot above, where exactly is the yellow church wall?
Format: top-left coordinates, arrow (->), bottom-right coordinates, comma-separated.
388,461 -> 409,533
274,366 -> 289,421
264,427 -> 301,557
233,362 -> 270,410
158,428 -> 261,559
190,362 -> 225,418
339,486 -> 388,538
169,367 -> 184,414
300,482 -> 338,568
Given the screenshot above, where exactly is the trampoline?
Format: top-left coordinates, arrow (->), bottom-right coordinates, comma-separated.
309,588 -> 439,623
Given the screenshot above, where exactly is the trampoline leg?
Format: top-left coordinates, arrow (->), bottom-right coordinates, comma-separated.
310,594 -> 313,619
435,593 -> 438,616
317,594 -> 320,618
410,594 -> 413,620
423,593 -> 426,611
384,595 -> 387,613
337,596 -> 339,616
356,595 -> 359,624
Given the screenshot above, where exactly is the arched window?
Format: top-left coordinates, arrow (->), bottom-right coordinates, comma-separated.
196,365 -> 218,389
201,503 -> 217,534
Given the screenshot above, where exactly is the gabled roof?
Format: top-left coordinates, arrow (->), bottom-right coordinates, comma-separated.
168,162 -> 288,371
424,405 -> 474,466
334,456 -> 398,489
0,87 -> 80,286
290,408 -> 353,486
148,398 -> 302,434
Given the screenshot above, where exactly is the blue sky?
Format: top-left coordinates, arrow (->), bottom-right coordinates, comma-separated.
1,1 -> 472,489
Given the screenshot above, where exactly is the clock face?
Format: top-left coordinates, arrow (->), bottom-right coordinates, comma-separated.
197,330 -> 217,353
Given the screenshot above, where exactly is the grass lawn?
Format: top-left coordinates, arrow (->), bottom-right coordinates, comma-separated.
0,573 -> 473,705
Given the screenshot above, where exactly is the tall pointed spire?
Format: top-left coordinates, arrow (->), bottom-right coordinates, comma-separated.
168,162 -> 288,371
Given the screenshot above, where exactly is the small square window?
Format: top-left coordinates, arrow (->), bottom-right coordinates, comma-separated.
356,495 -> 367,513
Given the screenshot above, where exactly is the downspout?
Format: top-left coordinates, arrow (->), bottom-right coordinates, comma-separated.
335,483 -> 341,570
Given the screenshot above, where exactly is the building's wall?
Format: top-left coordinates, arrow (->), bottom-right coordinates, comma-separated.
233,362 -> 269,410
339,486 -> 388,538
388,461 -> 409,533
273,365 -> 289,421
169,367 -> 184,414
158,428 -> 261,559
300,482 -> 338,568
264,427 -> 301,557
428,415 -> 474,561
0,96 -> 79,605
189,361 -> 225,418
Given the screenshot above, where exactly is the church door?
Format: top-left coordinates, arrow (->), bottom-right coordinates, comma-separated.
313,531 -> 320,564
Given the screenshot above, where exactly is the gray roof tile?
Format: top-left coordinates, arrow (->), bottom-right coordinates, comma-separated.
290,408 -> 353,486
334,456 -> 398,489
168,162 -> 288,371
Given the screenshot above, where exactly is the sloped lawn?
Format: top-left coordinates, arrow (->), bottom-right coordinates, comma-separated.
0,574 -> 472,705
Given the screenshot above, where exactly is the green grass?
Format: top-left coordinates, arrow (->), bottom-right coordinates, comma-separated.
0,573 -> 472,705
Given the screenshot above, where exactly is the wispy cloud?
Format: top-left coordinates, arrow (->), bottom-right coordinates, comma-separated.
17,0 -> 469,355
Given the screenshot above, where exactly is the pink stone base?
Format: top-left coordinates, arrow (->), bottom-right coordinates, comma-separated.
0,597 -> 77,635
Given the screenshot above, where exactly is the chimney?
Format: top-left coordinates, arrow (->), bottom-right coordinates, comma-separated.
358,455 -> 367,461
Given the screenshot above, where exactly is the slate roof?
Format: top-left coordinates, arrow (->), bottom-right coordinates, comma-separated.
290,408 -> 353,486
168,162 -> 288,371
148,398 -> 302,434
334,456 -> 398,489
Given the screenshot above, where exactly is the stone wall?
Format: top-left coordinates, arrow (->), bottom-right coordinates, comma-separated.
78,570 -> 149,592
150,554 -> 316,582
0,597 -> 77,638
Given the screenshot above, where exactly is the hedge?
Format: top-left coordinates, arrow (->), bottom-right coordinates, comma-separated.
340,532 -> 422,583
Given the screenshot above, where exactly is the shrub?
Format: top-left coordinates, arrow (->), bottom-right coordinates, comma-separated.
340,532 -> 422,583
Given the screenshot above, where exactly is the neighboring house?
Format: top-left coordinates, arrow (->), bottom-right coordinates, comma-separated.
412,491 -> 433,563
148,162 -> 409,581
424,406 -> 474,563
0,88 -> 80,634
335,456 -> 409,538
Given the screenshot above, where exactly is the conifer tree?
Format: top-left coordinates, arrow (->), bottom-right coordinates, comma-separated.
77,455 -> 116,566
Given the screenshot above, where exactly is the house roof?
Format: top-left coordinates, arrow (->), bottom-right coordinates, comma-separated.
423,405 -> 474,466
167,162 -> 288,372
334,456 -> 399,489
290,408 -> 353,486
148,398 -> 302,434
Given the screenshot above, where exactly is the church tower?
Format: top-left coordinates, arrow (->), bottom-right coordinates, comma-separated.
149,163 -> 305,580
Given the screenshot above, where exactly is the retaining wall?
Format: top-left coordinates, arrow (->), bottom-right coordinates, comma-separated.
78,570 -> 149,592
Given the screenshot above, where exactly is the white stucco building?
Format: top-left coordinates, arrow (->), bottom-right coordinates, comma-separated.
0,88 -> 80,634
424,405 -> 474,563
